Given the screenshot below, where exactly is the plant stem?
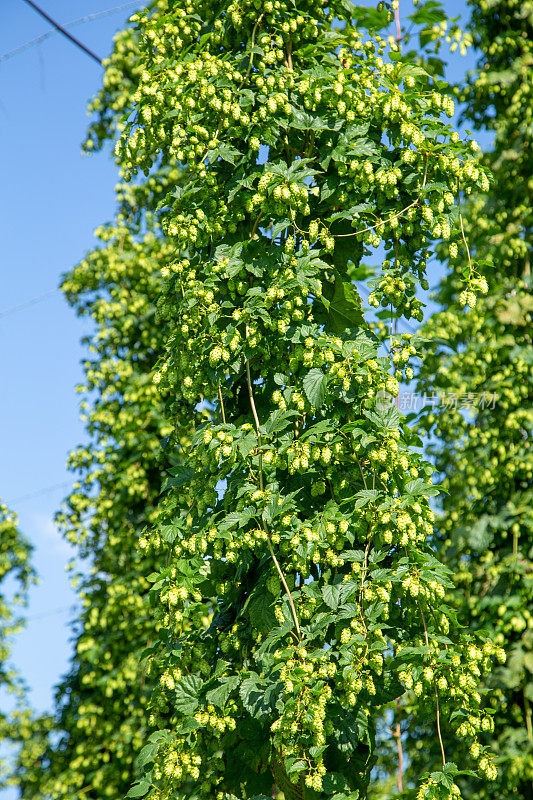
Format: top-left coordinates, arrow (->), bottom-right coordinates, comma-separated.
394,3 -> 401,44
218,384 -> 226,424
457,179 -> 473,279
265,530 -> 302,640
418,599 -> 446,766
245,356 -> 263,491
245,340 -> 302,640
250,211 -> 264,240
394,697 -> 404,792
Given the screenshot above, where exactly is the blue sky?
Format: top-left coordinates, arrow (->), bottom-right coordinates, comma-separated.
0,0 -> 483,793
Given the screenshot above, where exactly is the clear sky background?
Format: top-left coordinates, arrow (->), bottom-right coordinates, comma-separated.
0,0 -> 484,796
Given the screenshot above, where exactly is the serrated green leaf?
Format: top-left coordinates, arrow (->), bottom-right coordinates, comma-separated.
162,464 -> 195,490
248,593 -> 277,633
323,276 -> 364,333
174,675 -> 202,715
159,524 -> 178,544
323,583 -> 342,609
135,743 -> 158,769
355,489 -> 381,509
261,409 -> 298,435
126,782 -> 151,798
206,676 -> 240,708
405,479 -> 427,495
303,368 -> 328,409
399,63 -> 430,81
209,143 -> 242,165
271,218 -> 291,239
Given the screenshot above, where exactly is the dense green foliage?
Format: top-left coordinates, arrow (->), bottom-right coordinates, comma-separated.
4,2 -> 530,800
104,2 -> 504,799
0,502 -> 34,786
416,0 -> 533,797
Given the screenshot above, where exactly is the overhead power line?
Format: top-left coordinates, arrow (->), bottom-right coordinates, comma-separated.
7,481 -> 71,506
1,3 -> 140,63
26,605 -> 72,622
20,0 -> 103,65
0,288 -> 58,319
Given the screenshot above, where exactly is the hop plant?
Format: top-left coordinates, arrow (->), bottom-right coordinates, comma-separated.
413,1 -> 533,798
11,1 -> 502,799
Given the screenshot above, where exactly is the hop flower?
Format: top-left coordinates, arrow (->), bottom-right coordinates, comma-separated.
210,345 -> 223,365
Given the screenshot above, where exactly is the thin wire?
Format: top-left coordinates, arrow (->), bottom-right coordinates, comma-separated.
0,2 -> 140,63
6,481 -> 71,505
0,288 -> 58,319
26,605 -> 72,621
20,0 -> 103,65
